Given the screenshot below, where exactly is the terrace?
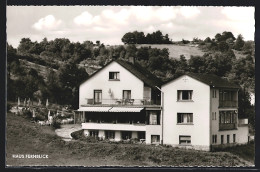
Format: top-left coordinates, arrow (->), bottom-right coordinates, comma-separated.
82,98 -> 161,107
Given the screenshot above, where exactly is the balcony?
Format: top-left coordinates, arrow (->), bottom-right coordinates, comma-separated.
219,123 -> 237,131
84,98 -> 161,106
82,122 -> 146,131
219,100 -> 238,108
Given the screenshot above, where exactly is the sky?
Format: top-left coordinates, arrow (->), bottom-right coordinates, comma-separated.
7,6 -> 255,48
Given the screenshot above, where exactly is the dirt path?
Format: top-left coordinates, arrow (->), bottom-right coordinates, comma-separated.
55,124 -> 81,141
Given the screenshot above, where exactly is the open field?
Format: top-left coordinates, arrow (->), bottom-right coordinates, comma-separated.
6,112 -> 254,167
136,44 -> 205,59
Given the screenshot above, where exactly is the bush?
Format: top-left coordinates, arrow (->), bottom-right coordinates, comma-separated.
51,116 -> 61,129
71,129 -> 84,140
7,103 -> 12,112
84,136 -> 99,143
21,109 -> 32,119
37,108 -> 48,119
34,114 -> 46,121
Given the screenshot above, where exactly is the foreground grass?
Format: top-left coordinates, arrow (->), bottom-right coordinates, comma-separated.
6,112 -> 253,167
213,142 -> 255,163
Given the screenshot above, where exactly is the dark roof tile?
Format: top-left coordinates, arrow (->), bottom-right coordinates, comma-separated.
81,59 -> 162,88
116,60 -> 162,88
164,73 -> 240,89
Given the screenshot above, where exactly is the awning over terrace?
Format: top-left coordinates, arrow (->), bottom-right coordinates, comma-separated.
78,107 -> 112,112
78,107 -> 144,112
108,107 -> 144,112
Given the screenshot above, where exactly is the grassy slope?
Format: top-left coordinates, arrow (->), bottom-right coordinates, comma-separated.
6,112 -> 254,167
136,44 -> 205,59
19,59 -> 57,81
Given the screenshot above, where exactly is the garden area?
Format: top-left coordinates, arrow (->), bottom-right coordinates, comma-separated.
7,99 -> 75,129
6,110 -> 254,167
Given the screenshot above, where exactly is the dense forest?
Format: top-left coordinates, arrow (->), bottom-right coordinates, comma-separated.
122,30 -> 172,44
7,30 -> 255,129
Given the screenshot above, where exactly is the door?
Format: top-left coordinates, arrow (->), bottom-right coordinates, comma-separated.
123,90 -> 131,104
94,90 -> 102,104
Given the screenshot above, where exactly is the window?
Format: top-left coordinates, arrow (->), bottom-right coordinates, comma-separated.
89,130 -> 99,138
213,89 -> 217,98
219,111 -> 236,124
219,90 -> 236,101
123,90 -> 131,99
149,111 -> 160,125
105,131 -> 115,139
221,135 -> 224,144
177,90 -> 193,101
138,131 -> 145,140
122,131 -> 132,140
109,72 -> 120,80
151,135 -> 160,143
212,112 -> 217,120
227,135 -> 230,144
233,134 -> 236,143
177,113 -> 193,124
94,90 -> 102,104
212,135 -> 217,144
179,135 -> 191,145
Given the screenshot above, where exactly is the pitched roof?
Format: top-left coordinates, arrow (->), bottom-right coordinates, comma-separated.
81,59 -> 162,88
164,73 -> 240,89
116,60 -> 162,88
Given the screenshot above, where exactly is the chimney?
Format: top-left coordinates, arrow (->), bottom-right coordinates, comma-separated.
129,56 -> 135,64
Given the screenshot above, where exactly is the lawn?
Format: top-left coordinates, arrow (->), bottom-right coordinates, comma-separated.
6,112 -> 254,167
136,44 -> 205,59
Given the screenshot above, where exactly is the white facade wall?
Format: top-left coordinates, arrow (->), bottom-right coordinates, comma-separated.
79,61 -> 144,106
210,88 -> 219,138
82,123 -> 146,131
162,75 -> 211,150
211,126 -> 249,145
146,125 -> 162,144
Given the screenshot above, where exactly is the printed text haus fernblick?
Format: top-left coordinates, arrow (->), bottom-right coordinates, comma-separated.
77,58 -> 249,151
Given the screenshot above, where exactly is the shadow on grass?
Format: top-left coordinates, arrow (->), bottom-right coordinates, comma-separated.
212,141 -> 255,163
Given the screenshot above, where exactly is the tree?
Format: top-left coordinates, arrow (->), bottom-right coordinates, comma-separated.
121,32 -> 136,44
136,47 -> 149,61
242,41 -> 254,55
125,44 -> 137,59
149,56 -> 163,70
221,31 -> 236,41
204,37 -> 212,43
182,39 -> 190,44
57,63 -> 88,106
96,40 -> 100,46
218,41 -> 229,52
188,55 -> 206,73
234,34 -> 245,51
133,31 -> 146,44
214,33 -> 222,42
17,38 -> 34,54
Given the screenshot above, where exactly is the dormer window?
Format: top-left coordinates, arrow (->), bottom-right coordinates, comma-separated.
109,72 -> 120,80
177,90 -> 193,101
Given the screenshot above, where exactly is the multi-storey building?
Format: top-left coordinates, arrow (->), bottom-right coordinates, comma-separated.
78,58 -> 163,144
161,73 -> 249,151
78,59 -> 249,150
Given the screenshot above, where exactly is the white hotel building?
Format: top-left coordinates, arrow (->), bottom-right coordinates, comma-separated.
78,59 -> 249,151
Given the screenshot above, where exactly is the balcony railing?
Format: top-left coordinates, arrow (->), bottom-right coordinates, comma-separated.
85,98 -> 161,106
219,100 -> 238,108
219,123 -> 237,130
